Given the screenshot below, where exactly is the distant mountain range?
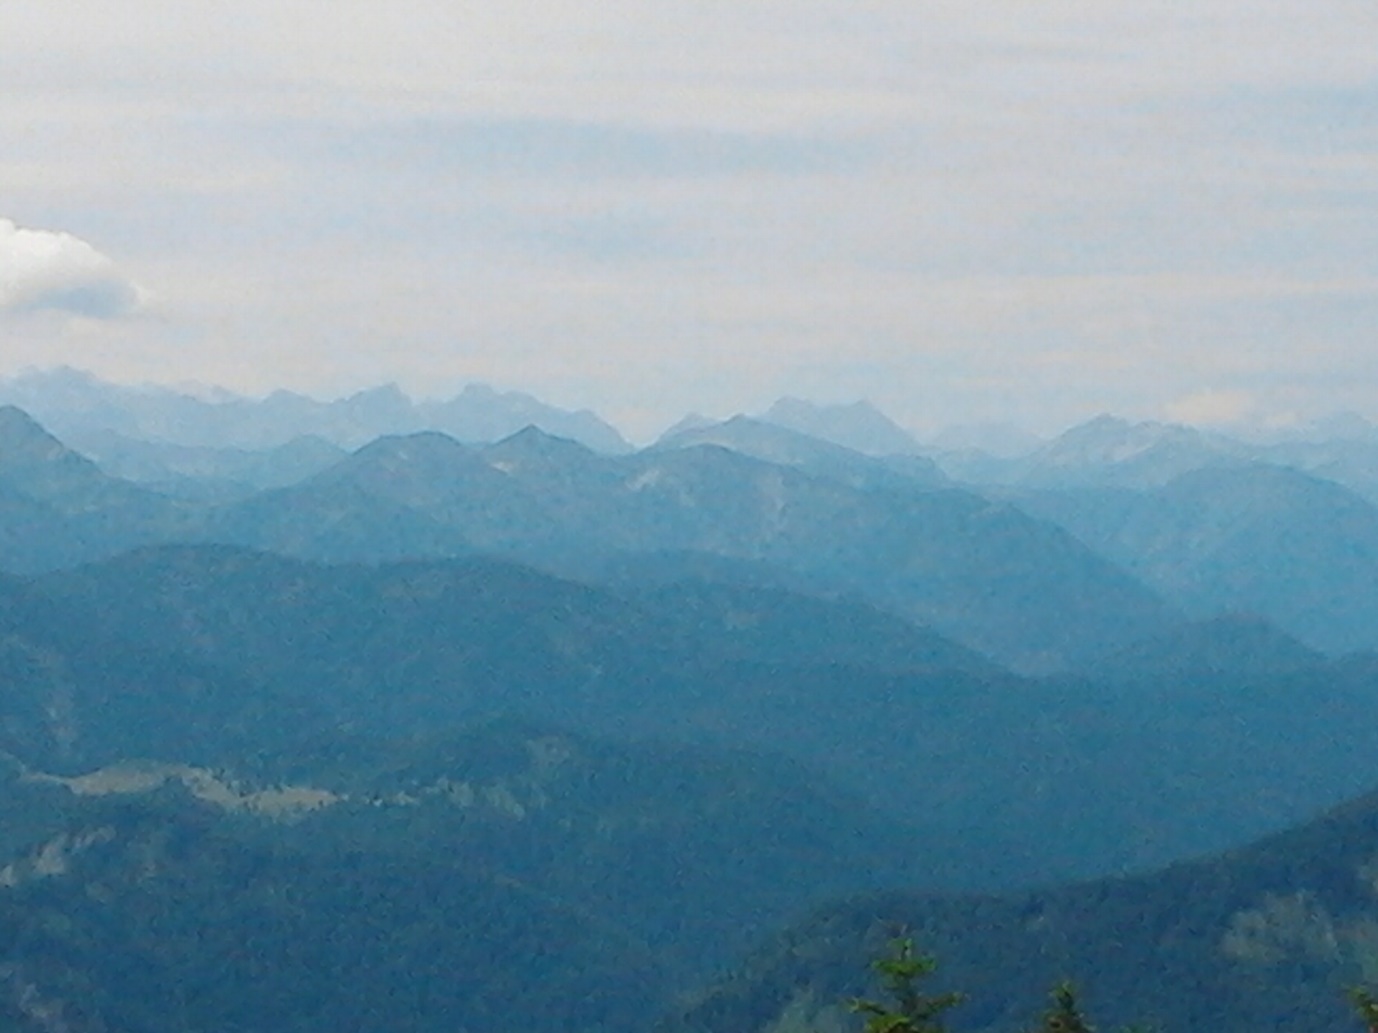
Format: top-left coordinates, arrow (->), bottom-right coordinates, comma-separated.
0,402 -> 1178,670
14,386 -> 1378,663
0,366 -> 632,453
14,365 -> 1378,499
942,410 -> 1378,504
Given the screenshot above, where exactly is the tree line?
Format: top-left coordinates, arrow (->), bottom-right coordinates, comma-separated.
852,937 -> 1378,1033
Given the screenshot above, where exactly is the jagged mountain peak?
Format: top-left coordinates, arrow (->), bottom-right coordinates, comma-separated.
348,429 -> 473,462
760,397 -> 921,456
492,423 -> 591,453
425,383 -> 631,454
653,414 -> 946,491
1041,413 -> 1194,458
0,405 -> 99,475
1007,414 -> 1254,489
655,412 -> 718,443
0,403 -> 62,445
658,413 -> 800,447
338,382 -> 413,416
314,429 -> 496,491
656,414 -> 855,461
483,425 -> 604,475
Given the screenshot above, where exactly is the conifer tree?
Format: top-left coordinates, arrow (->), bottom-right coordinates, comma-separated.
849,937 -> 965,1033
1031,982 -> 1094,1033
1350,988 -> 1378,1033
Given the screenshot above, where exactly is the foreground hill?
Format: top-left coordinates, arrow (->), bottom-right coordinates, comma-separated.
22,545 -> 1378,890
0,720 -> 937,986
12,730 -> 1378,1033
663,785 -> 1378,1033
0,792 -> 671,1033
0,565 -> 300,772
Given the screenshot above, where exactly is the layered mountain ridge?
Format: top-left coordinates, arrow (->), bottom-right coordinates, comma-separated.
0,402 -> 1182,670
3,376 -> 1378,1031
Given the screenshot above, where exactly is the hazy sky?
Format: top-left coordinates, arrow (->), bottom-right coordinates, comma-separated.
2,2 -> 1376,440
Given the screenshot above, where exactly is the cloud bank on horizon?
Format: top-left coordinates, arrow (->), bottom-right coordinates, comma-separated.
1,0 -> 1376,438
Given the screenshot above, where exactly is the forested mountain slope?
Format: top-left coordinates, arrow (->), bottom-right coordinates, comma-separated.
18,545 -> 1378,889
664,784 -> 1378,1033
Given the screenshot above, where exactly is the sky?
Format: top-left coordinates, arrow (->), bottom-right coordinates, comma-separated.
1,2 -> 1376,441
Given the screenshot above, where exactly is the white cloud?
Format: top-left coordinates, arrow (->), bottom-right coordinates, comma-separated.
0,218 -> 144,318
